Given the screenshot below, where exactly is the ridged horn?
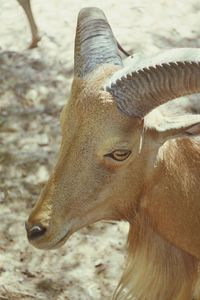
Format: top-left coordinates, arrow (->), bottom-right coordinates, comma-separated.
74,7 -> 122,78
104,48 -> 200,118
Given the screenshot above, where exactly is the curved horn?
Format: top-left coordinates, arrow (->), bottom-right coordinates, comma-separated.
74,7 -> 122,78
105,48 -> 200,118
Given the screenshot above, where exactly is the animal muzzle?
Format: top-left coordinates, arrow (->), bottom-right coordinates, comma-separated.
25,221 -> 47,241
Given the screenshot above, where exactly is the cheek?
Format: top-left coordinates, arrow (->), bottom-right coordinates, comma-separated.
95,170 -> 123,200
109,168 -> 134,198
57,164 -> 109,207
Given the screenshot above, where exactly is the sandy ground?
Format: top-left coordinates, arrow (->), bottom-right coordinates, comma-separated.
1,0 -> 200,299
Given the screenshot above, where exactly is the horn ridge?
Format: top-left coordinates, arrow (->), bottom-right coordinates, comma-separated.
106,60 -> 200,117
74,7 -> 122,78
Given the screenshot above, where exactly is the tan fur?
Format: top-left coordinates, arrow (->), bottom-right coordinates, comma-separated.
114,217 -> 197,300
142,138 -> 200,259
194,272 -> 200,300
26,64 -> 200,299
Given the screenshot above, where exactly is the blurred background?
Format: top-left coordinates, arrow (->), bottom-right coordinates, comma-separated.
1,0 -> 200,299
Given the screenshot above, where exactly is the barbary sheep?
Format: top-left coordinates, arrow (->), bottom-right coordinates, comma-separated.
25,7 -> 200,300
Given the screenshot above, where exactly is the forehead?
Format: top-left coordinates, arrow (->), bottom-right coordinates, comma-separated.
61,66 -> 137,142
68,81 -> 131,133
71,66 -> 115,108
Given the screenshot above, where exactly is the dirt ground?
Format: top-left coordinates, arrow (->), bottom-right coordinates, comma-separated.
1,0 -> 200,299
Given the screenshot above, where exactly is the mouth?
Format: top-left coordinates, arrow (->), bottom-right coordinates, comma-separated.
29,218 -> 87,250
29,229 -> 72,250
48,230 -> 72,250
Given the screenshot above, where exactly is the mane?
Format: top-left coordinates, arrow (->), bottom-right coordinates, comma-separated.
113,215 -> 197,300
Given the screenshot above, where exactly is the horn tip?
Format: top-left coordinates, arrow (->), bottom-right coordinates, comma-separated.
78,7 -> 105,18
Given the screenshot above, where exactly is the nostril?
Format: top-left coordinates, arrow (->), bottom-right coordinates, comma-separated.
29,225 -> 47,241
25,223 -> 47,241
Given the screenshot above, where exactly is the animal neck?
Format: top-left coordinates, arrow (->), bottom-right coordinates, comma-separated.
140,137 -> 200,258
144,136 -> 200,206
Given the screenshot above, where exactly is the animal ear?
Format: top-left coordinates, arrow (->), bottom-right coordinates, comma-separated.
104,48 -> 200,118
149,114 -> 200,145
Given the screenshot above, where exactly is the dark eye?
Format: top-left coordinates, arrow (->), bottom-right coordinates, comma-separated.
105,150 -> 131,161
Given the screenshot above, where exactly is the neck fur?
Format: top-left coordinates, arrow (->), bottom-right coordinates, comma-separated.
113,216 -> 197,300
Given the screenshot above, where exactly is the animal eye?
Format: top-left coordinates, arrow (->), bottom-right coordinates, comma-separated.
105,150 -> 131,161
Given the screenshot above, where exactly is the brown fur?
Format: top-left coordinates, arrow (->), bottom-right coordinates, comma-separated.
114,217 -> 198,300
26,64 -> 200,299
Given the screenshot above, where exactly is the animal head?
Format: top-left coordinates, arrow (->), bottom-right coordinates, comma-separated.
25,7 -> 200,250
